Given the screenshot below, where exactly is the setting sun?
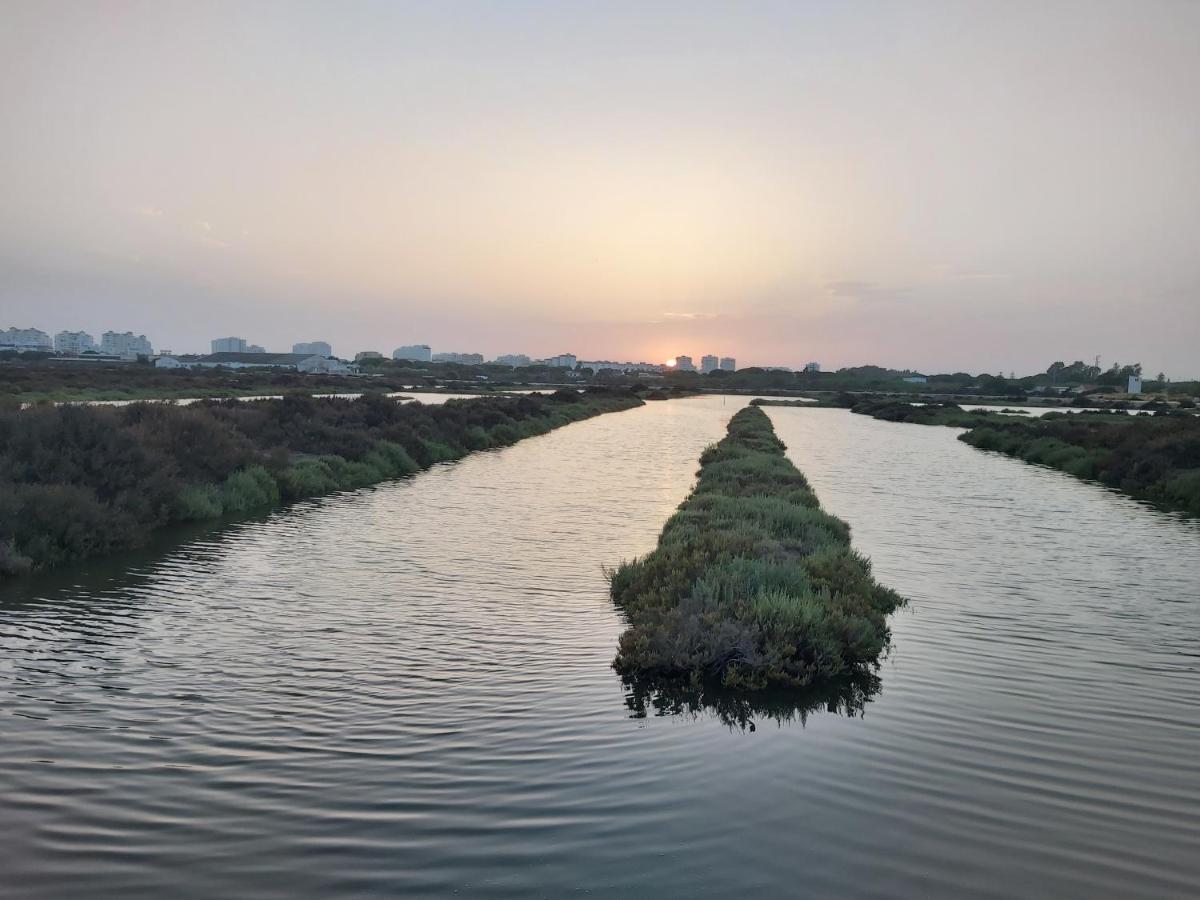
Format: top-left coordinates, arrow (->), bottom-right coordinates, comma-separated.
663,358 -> 677,367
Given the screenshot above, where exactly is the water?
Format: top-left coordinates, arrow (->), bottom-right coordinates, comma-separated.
1,398 -> 1198,898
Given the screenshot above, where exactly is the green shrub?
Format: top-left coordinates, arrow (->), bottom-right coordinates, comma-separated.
611,406 -> 905,691
175,483 -> 224,520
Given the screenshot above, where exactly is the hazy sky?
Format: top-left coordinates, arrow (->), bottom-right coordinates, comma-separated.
2,1 -> 1198,374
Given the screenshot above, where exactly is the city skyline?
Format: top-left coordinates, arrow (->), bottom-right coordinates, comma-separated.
3,2 -> 1198,375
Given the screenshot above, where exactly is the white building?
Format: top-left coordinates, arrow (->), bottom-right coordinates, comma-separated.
212,336 -> 248,353
1,326 -> 53,351
154,356 -> 187,369
700,354 -> 719,374
193,352 -> 349,373
674,355 -> 696,372
545,353 -> 578,368
803,362 -> 821,373
902,375 -> 928,384
101,331 -> 152,358
720,356 -> 736,372
494,353 -> 532,367
1127,375 -> 1143,394
293,341 -> 332,357
247,344 -> 266,353
433,351 -> 484,365
54,330 -> 95,354
393,344 -> 432,362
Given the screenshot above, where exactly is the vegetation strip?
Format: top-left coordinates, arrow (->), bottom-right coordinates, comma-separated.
0,389 -> 642,576
609,406 -> 905,691
960,417 -> 1200,515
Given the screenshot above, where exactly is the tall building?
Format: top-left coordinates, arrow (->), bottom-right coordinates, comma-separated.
700,354 -> 719,374
1,327 -> 52,351
674,355 -> 696,372
54,330 -> 95,354
545,353 -> 577,368
432,352 -> 484,365
212,336 -> 248,353
293,341 -> 332,357
803,362 -> 820,373
393,344 -> 432,362
493,353 -> 532,367
720,356 -> 736,372
101,331 -> 152,358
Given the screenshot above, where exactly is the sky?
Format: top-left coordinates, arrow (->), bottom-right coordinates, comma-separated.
1,1 -> 1198,376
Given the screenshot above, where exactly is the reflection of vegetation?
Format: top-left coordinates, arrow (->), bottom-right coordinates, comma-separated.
610,406 -> 905,691
622,669 -> 883,731
0,389 -> 642,575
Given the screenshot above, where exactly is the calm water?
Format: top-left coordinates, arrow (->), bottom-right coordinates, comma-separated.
1,398 -> 1198,898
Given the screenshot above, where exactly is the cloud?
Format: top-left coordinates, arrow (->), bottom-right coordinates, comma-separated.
661,311 -> 717,320
131,206 -> 164,218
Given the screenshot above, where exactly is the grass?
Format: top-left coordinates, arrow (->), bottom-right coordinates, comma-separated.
609,406 -> 905,692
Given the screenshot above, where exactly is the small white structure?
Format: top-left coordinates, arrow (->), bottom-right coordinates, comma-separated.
154,356 -> 187,369
393,344 -> 432,362
1127,375 -> 1143,394
432,351 -> 484,364
296,355 -> 350,374
902,374 -> 928,384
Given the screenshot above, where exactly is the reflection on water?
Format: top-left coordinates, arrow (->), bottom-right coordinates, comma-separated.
622,669 -> 883,730
2,398 -> 1199,898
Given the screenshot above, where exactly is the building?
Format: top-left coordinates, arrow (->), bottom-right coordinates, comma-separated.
54,330 -> 95,355
293,341 -> 332,357
493,353 -> 532,367
1127,375 -> 1143,394
544,353 -> 578,369
1,326 -> 53,351
212,336 -> 248,353
187,352 -> 350,373
355,351 -> 384,362
432,352 -> 485,365
803,362 -> 821,373
720,356 -> 736,372
247,344 -> 266,354
101,331 -> 152,358
700,354 -> 719,374
393,344 -> 432,362
674,355 -> 696,372
902,375 -> 928,384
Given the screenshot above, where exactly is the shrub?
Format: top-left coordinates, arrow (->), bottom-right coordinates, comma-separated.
611,406 -> 905,691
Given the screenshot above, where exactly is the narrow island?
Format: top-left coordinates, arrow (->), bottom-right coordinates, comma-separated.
609,406 -> 905,692
0,389 -> 642,576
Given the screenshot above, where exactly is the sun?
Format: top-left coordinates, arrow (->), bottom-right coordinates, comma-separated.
663,358 -> 677,367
